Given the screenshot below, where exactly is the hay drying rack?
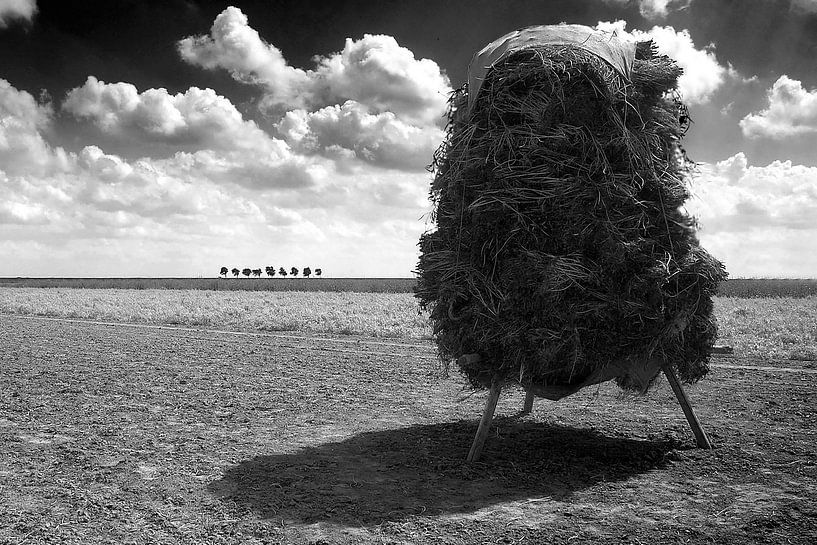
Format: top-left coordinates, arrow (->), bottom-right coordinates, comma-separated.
417,24 -> 731,463
462,351 -> 730,462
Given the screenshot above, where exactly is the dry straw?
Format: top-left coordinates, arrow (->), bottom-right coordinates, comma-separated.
416,40 -> 726,398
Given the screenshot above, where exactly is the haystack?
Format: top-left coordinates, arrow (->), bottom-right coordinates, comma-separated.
416,24 -> 726,402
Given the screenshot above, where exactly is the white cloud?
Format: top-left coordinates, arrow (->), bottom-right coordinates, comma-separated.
642,26 -> 732,104
638,0 -> 672,18
61,77 -> 322,191
0,0 -> 36,28
638,0 -> 693,19
3,5 -> 448,277
601,0 -> 691,19
685,153 -> 817,277
596,20 -> 736,104
689,152 -> 817,232
0,175 -> 50,225
791,0 -> 817,13
177,6 -> 451,126
1,77 -> 431,277
309,33 -> 451,126
0,79 -> 71,177
63,76 -> 286,153
740,76 -> 817,139
75,146 -> 206,219
277,101 -> 444,171
155,148 -> 317,192
2,79 -> 315,226
176,7 -> 310,108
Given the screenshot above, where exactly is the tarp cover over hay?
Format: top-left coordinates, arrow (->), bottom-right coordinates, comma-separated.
416,24 -> 727,401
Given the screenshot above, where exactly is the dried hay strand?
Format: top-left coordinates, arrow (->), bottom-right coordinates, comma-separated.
415,39 -> 727,398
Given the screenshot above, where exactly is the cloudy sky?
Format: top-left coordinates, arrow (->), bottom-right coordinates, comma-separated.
1,0 -> 816,278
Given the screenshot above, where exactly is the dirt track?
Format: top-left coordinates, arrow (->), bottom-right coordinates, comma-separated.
1,315 -> 815,544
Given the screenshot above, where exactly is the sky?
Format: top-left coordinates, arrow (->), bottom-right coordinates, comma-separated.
1,0 -> 816,278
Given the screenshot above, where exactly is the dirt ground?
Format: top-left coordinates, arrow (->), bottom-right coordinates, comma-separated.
1,314 -> 815,544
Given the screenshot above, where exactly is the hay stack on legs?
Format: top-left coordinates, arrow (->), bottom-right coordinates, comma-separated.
416,26 -> 727,402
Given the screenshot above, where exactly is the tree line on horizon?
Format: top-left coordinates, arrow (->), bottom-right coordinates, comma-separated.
219,266 -> 322,278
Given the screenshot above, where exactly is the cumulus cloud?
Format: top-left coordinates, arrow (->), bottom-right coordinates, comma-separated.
689,152 -> 817,232
0,171 -> 50,225
791,0 -> 817,13
1,78 -> 317,230
646,26 -> 734,103
601,0 -> 691,19
0,201 -> 48,225
174,6 -> 449,174
639,0 -> 674,18
309,33 -> 451,126
685,153 -> 817,276
0,0 -> 36,28
2,76 -> 430,276
276,101 -> 444,171
75,146 -> 206,219
156,148 -> 317,192
740,76 -> 817,139
61,76 -> 325,190
177,6 -> 451,126
596,20 -> 736,104
0,79 -> 70,177
62,76 -> 288,153
176,7 -> 310,107
3,7 -> 448,277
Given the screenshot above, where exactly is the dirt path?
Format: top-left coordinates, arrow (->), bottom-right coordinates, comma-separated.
1,315 -> 815,544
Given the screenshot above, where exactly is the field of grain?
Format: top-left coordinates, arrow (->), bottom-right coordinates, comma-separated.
1,287 -> 816,362
716,278 -> 817,298
0,277 -> 416,293
0,288 -> 429,339
2,277 -> 817,297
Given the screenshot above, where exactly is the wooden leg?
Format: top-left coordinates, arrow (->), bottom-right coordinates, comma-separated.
662,365 -> 712,449
467,379 -> 502,462
522,390 -> 535,414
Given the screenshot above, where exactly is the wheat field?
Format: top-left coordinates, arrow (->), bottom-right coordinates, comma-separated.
1,287 -> 815,361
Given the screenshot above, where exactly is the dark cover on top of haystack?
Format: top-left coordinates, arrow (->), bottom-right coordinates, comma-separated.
415,24 -> 727,400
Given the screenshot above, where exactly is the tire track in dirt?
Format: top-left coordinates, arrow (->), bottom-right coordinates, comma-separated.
1,314 -> 438,361
3,313 -> 815,374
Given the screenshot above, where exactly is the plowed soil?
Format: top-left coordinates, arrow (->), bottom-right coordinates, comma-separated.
1,315 -> 815,544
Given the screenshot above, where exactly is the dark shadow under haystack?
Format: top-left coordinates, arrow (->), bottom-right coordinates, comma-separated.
416,26 -> 726,400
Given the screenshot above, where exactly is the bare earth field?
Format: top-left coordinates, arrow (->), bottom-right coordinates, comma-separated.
1,314 -> 815,544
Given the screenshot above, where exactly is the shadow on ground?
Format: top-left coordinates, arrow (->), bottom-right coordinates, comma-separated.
209,419 -> 681,526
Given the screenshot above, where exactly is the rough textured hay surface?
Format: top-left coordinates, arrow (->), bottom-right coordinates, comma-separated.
415,40 -> 726,397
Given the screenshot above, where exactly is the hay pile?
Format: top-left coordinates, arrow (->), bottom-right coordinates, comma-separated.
415,29 -> 726,399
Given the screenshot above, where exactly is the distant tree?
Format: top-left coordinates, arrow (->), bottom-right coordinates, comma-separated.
315,268 -> 322,277
278,267 -> 287,277
231,268 -> 240,278
220,266 -> 228,278
265,266 -> 275,277
242,268 -> 252,277
290,267 -> 299,277
252,268 -> 262,277
303,266 -> 311,278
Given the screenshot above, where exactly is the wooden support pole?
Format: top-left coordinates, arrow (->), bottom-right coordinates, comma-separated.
467,379 -> 502,462
522,390 -> 535,414
662,365 -> 712,449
